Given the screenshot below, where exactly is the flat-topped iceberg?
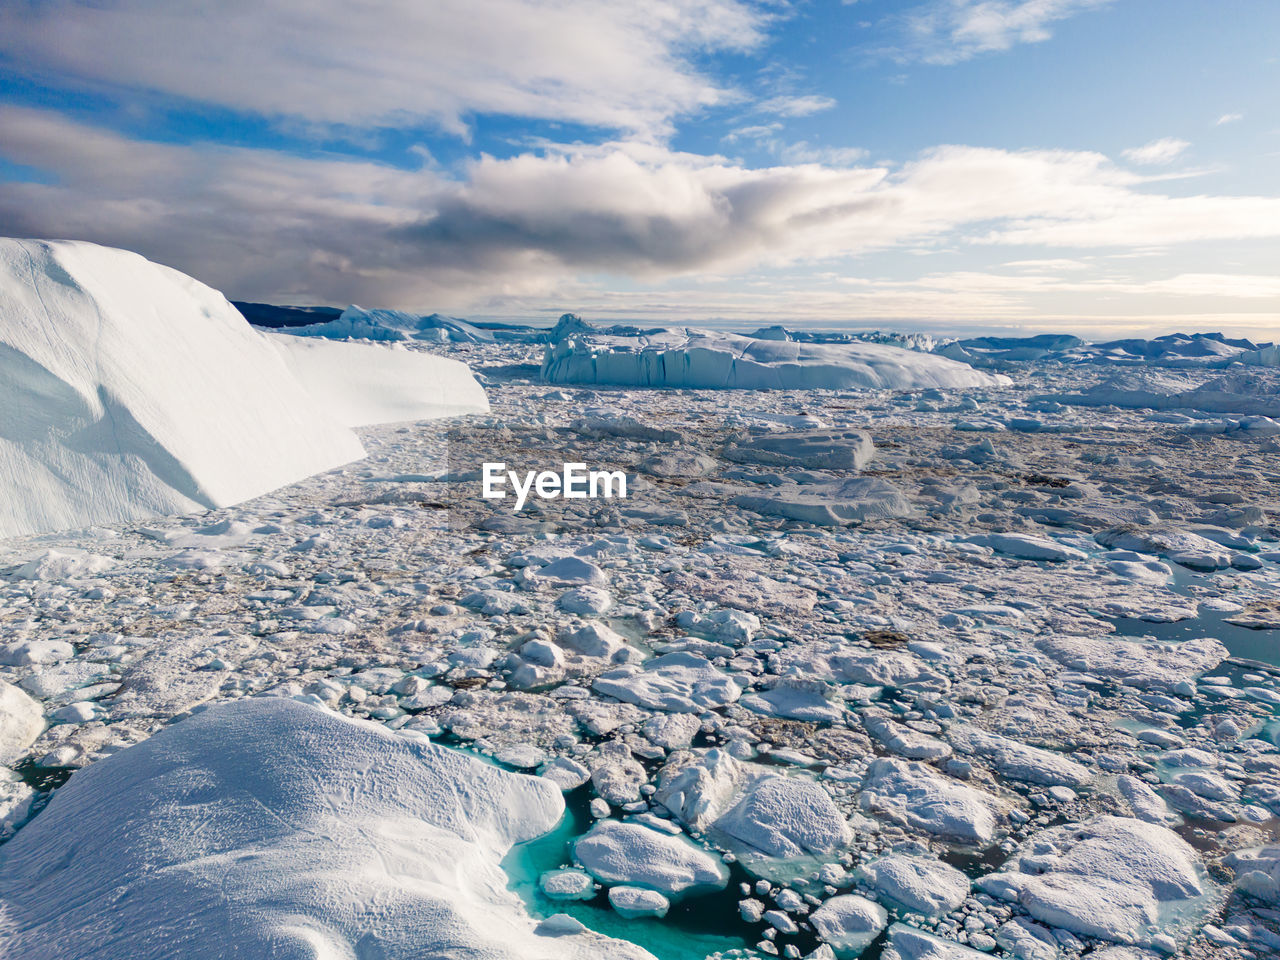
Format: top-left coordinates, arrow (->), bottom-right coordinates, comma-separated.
0,238 -> 364,538
0,696 -> 652,960
541,327 -> 1003,390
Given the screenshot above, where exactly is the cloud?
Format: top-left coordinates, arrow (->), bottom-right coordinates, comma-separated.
1121,137 -> 1190,166
903,0 -> 1113,64
0,0 -> 768,137
2,106 -> 1279,317
1215,112 -> 1244,125
754,94 -> 838,117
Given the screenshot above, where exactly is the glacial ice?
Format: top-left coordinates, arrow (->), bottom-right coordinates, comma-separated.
0,239 -> 488,539
0,239 -> 363,538
541,328 -> 1004,390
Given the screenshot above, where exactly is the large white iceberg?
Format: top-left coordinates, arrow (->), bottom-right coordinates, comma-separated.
0,696 -> 652,960
541,328 -> 1003,390
0,239 -> 488,538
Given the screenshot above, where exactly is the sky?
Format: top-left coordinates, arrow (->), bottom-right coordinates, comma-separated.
0,0 -> 1277,337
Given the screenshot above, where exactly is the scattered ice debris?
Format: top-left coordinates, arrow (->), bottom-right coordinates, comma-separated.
1,315 -> 1279,960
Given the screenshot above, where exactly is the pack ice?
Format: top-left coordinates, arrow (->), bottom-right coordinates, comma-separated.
542,327 -> 1003,390
0,696 -> 652,960
0,239 -> 487,538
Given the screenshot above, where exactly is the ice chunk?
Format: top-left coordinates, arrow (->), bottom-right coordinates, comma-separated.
723,429 -> 874,470
734,477 -> 914,527
573,819 -> 729,895
809,894 -> 888,956
860,757 -> 1001,844
883,923 -> 992,959
0,681 -> 43,763
992,816 -> 1206,946
968,533 -> 1087,563
608,886 -> 671,918
948,724 -> 1091,788
714,774 -> 851,859
858,854 -> 970,916
593,652 -> 741,712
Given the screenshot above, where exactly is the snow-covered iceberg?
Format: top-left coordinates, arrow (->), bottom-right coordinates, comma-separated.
0,238 -> 365,539
0,696 -> 652,960
270,333 -> 489,427
0,239 -> 490,539
289,304 -> 495,343
541,327 -> 1003,390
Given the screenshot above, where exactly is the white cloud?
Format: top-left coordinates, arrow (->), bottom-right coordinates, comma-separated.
1215,112 -> 1244,125
754,94 -> 838,117
0,0 -> 768,137
1121,137 -> 1190,166
904,0 -> 1113,64
2,106 -> 1279,318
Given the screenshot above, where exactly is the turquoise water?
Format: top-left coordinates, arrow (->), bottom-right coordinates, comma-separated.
502,788 -> 767,960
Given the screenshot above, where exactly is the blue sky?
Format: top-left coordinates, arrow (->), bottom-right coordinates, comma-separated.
0,0 -> 1277,336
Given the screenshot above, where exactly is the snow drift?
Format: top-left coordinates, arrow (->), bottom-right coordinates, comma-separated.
541,328 -> 1003,391
0,696 -> 652,960
270,333 -> 489,427
0,239 -> 489,538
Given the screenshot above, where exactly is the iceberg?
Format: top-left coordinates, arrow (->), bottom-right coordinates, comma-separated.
541,327 -> 1003,390
289,304 -> 495,343
0,238 -> 364,539
0,696 -> 652,960
0,239 -> 489,538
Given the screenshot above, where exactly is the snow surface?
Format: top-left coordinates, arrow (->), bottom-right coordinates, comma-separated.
0,696 -> 652,960
541,328 -> 1004,390
270,332 -> 489,427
